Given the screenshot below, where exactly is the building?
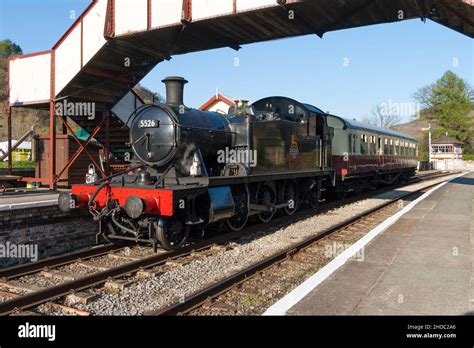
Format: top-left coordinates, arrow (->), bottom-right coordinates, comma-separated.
0,141 -> 32,162
431,135 -> 463,160
199,93 -> 235,113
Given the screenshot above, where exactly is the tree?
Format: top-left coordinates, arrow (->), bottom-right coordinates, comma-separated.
413,70 -> 473,149
0,39 -> 22,58
0,40 -> 24,139
133,84 -> 164,104
362,104 -> 401,128
0,40 -> 23,104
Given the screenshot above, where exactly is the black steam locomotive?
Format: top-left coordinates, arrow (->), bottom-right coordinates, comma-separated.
62,77 -> 417,250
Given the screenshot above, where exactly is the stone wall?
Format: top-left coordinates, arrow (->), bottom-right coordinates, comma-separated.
0,206 -> 98,268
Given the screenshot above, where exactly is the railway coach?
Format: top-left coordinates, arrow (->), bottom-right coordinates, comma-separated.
326,115 -> 418,195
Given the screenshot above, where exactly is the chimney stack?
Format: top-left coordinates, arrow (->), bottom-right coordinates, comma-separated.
162,76 -> 188,107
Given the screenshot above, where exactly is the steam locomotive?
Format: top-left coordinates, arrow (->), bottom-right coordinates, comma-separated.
59,77 -> 418,250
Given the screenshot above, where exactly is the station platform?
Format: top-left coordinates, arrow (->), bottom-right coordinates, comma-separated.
267,172 -> 474,315
0,189 -> 59,211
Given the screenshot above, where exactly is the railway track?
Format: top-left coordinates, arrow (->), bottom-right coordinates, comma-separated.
150,172 -> 460,315
0,171 -> 457,316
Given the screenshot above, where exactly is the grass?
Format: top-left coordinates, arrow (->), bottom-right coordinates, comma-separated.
0,160 -> 34,169
462,154 -> 474,161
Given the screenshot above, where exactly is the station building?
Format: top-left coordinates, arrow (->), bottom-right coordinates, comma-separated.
431,135 -> 464,160
199,93 -> 235,113
0,141 -> 32,162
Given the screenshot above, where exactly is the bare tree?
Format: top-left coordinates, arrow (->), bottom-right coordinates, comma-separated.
362,104 -> 401,128
412,83 -> 435,111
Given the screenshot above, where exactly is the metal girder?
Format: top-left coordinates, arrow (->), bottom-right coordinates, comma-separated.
55,113 -> 108,181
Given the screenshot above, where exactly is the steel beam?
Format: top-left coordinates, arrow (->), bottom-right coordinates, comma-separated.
56,115 -> 105,179
7,105 -> 12,175
49,51 -> 56,190
104,110 -> 110,175
55,116 -> 107,180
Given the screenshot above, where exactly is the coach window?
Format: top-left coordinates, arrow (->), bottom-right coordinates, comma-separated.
368,135 -> 375,155
378,137 -> 383,155
360,134 -> 368,155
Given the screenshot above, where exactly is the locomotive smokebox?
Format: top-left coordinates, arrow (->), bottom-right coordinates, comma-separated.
162,76 -> 188,107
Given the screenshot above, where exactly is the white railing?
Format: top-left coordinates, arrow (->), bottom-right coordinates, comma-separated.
433,159 -> 474,171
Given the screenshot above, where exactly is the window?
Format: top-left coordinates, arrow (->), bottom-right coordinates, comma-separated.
369,135 -> 377,155
384,138 -> 390,155
378,138 -> 383,155
433,145 -> 454,153
360,134 -> 368,155
394,140 -> 400,156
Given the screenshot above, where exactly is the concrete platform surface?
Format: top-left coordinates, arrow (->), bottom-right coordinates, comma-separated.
287,172 -> 474,315
0,190 -> 59,211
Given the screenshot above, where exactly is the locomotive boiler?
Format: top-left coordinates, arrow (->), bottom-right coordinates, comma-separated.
130,77 -> 235,176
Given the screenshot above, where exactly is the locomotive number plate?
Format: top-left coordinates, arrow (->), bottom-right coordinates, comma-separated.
139,119 -> 160,128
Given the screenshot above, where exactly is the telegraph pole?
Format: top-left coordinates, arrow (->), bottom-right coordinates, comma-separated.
428,123 -> 432,167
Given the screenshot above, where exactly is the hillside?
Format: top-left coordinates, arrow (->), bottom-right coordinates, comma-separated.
391,110 -> 474,141
390,119 -> 432,139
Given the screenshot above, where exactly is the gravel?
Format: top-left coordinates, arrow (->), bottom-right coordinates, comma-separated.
0,295 -> 13,303
16,274 -> 65,288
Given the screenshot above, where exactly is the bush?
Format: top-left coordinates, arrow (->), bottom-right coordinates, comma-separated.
0,160 -> 34,169
462,154 -> 474,161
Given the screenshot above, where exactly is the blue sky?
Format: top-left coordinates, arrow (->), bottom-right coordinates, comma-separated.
1,0 -> 472,122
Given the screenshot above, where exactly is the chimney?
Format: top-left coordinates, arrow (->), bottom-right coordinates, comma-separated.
162,76 -> 188,107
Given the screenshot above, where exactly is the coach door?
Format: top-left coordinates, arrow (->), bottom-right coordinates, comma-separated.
378,137 -> 384,168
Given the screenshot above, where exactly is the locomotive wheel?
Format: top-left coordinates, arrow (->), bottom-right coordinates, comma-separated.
226,186 -> 249,232
282,181 -> 299,215
256,183 -> 276,223
155,218 -> 190,250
